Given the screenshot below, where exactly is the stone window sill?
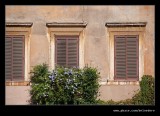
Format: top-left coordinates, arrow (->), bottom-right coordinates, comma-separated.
6,81 -> 30,86
107,80 -> 139,85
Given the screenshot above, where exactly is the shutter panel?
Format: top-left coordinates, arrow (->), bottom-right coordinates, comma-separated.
56,39 -> 67,67
68,38 -> 79,68
126,36 -> 138,79
115,36 -> 138,80
56,36 -> 79,68
5,37 -> 12,81
5,36 -> 24,81
115,37 -> 126,79
12,37 -> 24,81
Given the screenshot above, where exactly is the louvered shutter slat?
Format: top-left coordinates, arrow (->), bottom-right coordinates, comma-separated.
127,38 -> 138,78
56,39 -> 66,66
5,37 -> 12,81
12,37 -> 24,81
115,37 -> 126,78
68,38 -> 78,67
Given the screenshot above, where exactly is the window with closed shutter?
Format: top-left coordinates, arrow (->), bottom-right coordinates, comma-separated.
114,35 -> 138,80
55,36 -> 79,68
5,36 -> 25,81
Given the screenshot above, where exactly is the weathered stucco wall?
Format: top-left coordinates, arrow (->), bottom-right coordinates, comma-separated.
5,5 -> 154,77
6,5 -> 154,102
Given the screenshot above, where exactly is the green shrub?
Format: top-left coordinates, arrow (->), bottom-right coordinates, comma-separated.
29,64 -> 100,105
29,63 -> 54,105
132,75 -> 155,105
80,67 -> 100,104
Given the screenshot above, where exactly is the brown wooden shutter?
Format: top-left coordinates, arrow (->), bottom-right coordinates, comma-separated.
5,36 -> 24,81
5,37 -> 12,81
12,37 -> 25,81
56,39 -> 67,67
115,36 -> 126,79
126,36 -> 138,79
114,35 -> 138,80
55,36 -> 79,68
68,38 -> 79,67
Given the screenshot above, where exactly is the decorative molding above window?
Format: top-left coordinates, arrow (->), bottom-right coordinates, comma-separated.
46,22 -> 87,27
105,22 -> 147,27
6,22 -> 33,27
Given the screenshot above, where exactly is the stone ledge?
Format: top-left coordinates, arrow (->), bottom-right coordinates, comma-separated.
46,22 -> 87,27
105,22 -> 147,27
6,22 -> 33,27
106,80 -> 139,85
6,81 -> 30,86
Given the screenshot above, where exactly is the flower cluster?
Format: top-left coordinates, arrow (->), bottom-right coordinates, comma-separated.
65,82 -> 78,94
64,68 -> 73,76
48,70 -> 57,82
64,71 -> 82,94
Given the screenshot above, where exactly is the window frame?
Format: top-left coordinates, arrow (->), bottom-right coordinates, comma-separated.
5,22 -> 32,86
106,22 -> 146,84
46,22 -> 87,70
